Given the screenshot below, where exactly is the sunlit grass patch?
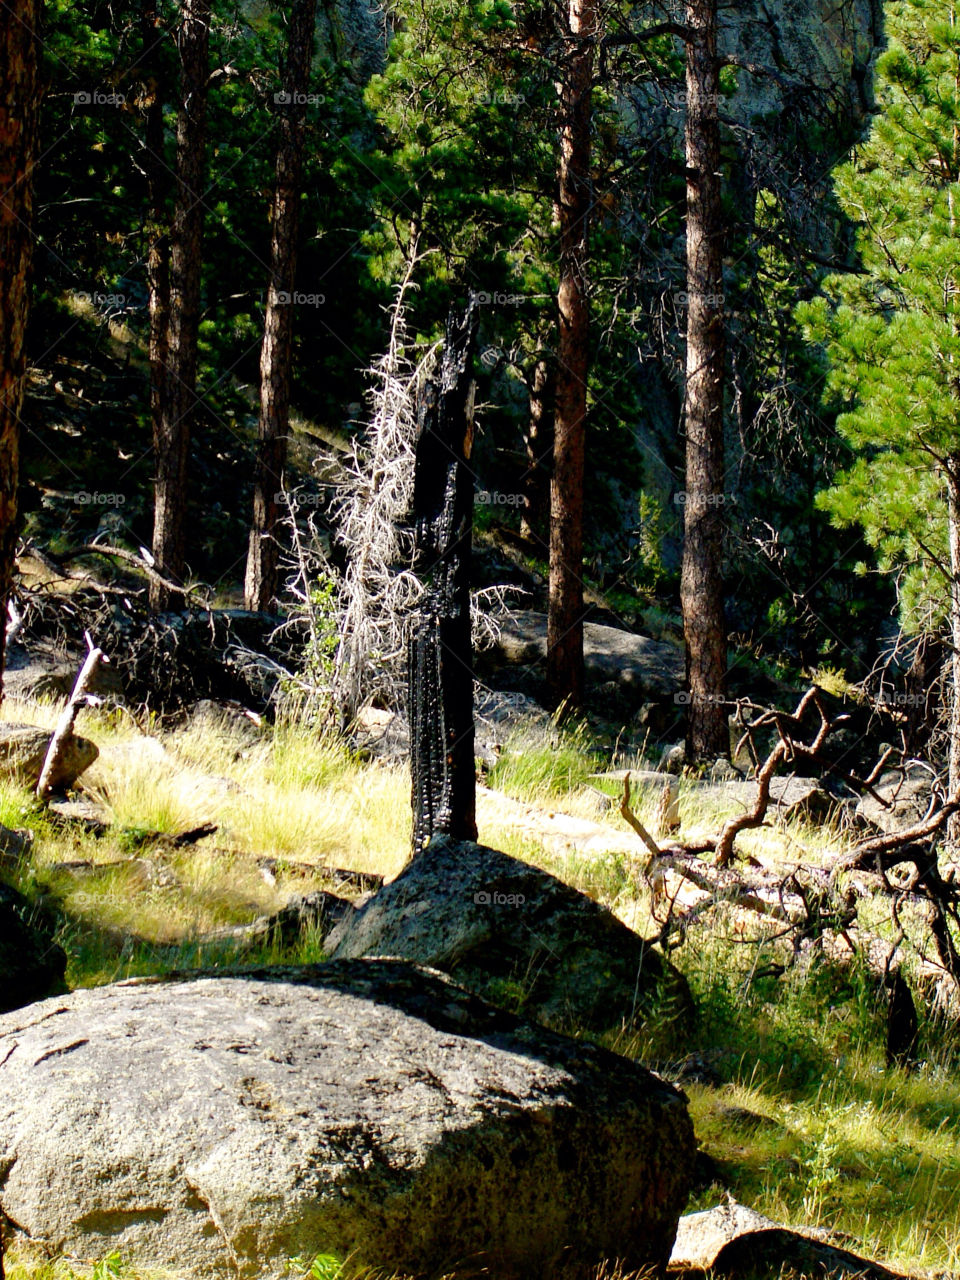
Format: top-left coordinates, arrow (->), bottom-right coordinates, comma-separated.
488,719 -> 602,800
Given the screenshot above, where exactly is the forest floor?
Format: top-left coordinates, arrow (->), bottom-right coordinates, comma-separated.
3,694 -> 960,1280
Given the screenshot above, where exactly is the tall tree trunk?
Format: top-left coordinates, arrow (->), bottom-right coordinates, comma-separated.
244,0 -> 318,611
547,0 -> 596,711
681,0 -> 728,760
520,354 -> 554,545
409,301 -> 479,854
946,456 -> 960,840
150,0 -> 210,610
142,0 -> 170,498
0,0 -> 40,705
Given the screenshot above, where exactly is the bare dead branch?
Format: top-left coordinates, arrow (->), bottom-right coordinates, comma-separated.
37,639 -> 104,800
620,774 -> 662,857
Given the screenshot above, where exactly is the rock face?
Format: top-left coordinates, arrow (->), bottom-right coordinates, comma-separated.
3,644 -> 125,705
325,834 -> 693,1032
487,610 -> 683,704
856,767 -> 933,835
0,882 -> 67,1013
0,723 -> 98,790
696,776 -> 836,822
0,960 -> 695,1280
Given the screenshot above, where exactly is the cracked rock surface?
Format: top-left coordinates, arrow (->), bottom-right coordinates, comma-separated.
0,958 -> 693,1279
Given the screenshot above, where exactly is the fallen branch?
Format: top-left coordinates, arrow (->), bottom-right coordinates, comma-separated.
715,687 -> 839,866
830,791 -> 960,877
81,543 -> 211,604
620,774 -> 661,857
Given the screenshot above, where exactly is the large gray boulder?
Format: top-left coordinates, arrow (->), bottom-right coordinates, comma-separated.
0,723 -> 98,790
486,609 -> 683,702
0,960 -> 695,1279
325,834 -> 693,1033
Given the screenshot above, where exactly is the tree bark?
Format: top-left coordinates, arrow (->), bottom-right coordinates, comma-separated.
150,0 -> 211,610
142,0 -> 170,505
0,0 -> 40,704
409,301 -> 479,855
946,455 -> 960,843
520,355 -> 554,546
680,0 -> 728,760
244,0 -> 318,611
547,0 -> 596,711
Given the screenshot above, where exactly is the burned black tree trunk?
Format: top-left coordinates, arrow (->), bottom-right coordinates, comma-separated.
409,300 -> 479,854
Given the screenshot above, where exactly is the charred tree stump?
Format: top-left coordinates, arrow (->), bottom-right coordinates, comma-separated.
409,299 -> 479,853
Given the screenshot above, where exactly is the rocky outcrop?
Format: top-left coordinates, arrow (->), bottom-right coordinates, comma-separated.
483,609 -> 684,706
0,960 -> 695,1280
0,882 -> 67,1013
0,723 -> 98,790
325,834 -> 694,1032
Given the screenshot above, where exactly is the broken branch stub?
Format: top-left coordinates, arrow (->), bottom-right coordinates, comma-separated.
408,297 -> 479,853
36,642 -> 104,800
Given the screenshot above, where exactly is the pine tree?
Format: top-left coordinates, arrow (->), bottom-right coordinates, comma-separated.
800,0 -> 960,805
244,0 -> 319,612
0,0 -> 40,699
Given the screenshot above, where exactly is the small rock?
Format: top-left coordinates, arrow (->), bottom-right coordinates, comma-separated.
266,890 -> 355,944
487,610 -> 683,705
670,1200 -> 910,1279
186,699 -> 263,745
0,723 -> 98,790
709,758 -> 743,783
713,1104 -> 779,1132
351,706 -> 409,759
0,824 -> 33,863
659,743 -> 687,774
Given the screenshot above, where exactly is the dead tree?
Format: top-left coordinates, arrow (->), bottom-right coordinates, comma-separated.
408,298 -> 479,854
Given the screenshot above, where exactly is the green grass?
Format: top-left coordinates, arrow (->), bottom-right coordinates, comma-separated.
2,694 -> 960,1278
487,719 -> 603,799
647,922 -> 960,1275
